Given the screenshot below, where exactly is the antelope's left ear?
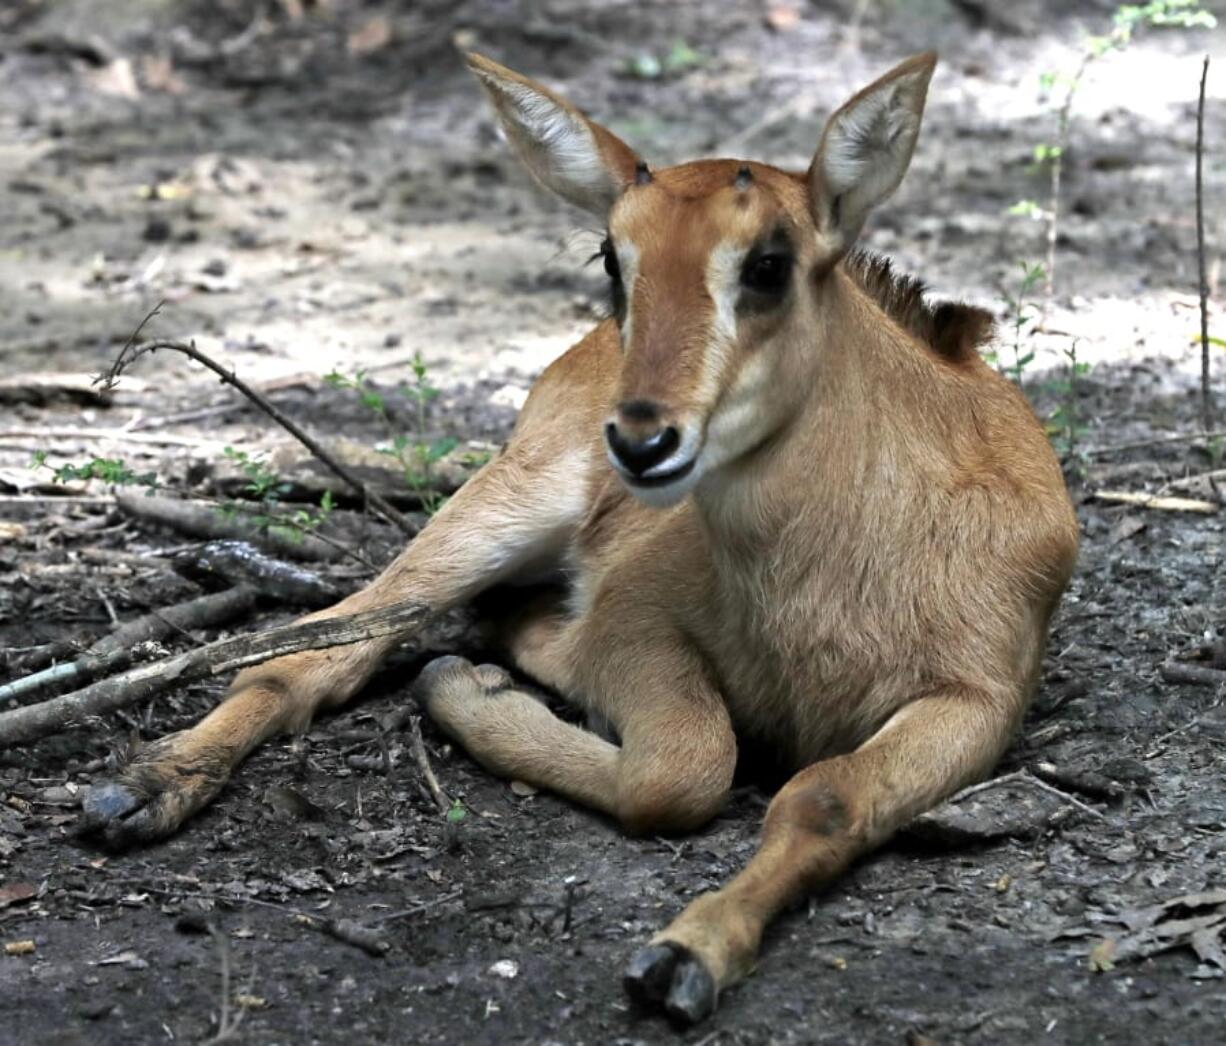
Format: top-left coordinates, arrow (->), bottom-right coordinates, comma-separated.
466,52 -> 643,217
810,52 -> 937,253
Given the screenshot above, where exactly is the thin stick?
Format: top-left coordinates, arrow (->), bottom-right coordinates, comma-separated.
1086,429 -> 1226,458
944,768 -> 1105,820
1091,490 -> 1218,514
409,714 -> 451,815
0,428 -> 230,450
0,495 -> 117,506
1042,50 -> 1094,326
1196,55 -> 1213,432
98,307 -> 416,537
374,887 -> 465,923
0,600 -> 430,746
1165,467 -> 1226,491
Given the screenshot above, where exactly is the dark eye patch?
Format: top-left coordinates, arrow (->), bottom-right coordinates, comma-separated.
738,226 -> 794,308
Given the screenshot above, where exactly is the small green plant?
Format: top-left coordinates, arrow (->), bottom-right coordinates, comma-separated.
625,39 -> 705,80
30,450 -> 158,490
218,446 -> 334,542
997,261 -> 1046,385
1045,339 -> 1092,475
325,354 -> 457,515
30,448 -> 334,546
1011,0 -> 1216,317
1203,434 -> 1225,467
445,799 -> 468,823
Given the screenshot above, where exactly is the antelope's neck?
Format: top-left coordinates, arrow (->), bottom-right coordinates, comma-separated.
694,272 -> 901,558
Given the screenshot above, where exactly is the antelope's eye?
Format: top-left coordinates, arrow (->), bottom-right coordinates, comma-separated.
741,253 -> 791,295
601,237 -> 621,281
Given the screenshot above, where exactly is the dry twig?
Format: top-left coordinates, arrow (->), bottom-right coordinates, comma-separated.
1196,55 -> 1213,432
409,714 -> 451,816
946,768 -> 1105,820
1091,490 -> 1218,514
99,306 -> 416,537
1085,429 -> 1226,458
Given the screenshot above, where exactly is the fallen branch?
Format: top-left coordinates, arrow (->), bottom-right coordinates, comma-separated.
1159,662 -> 1226,688
116,492 -> 342,562
173,541 -> 342,607
0,585 -> 257,706
409,714 -> 452,816
98,311 -> 417,537
1165,467 -> 1226,491
0,599 -> 430,746
1091,490 -> 1218,514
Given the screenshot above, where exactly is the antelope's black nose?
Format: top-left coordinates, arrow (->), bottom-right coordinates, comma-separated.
605,419 -> 680,477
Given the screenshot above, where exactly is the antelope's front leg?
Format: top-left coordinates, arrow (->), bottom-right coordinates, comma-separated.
78,441 -> 589,848
624,686 -> 1017,1025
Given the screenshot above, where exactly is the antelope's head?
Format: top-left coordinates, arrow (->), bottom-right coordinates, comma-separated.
467,51 -> 936,506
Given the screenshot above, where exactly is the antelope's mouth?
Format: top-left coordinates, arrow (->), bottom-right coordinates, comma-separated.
624,455 -> 697,489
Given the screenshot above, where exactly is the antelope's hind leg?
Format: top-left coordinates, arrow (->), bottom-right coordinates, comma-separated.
78,346 -> 609,849
419,626 -> 737,835
624,687 -> 1017,1025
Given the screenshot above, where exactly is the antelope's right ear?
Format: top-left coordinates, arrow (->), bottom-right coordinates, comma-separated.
810,52 -> 937,254
465,52 -> 642,217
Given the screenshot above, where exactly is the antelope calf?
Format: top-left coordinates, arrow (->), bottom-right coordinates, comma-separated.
82,53 -> 1078,1024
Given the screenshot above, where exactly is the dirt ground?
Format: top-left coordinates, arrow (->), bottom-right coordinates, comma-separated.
1,1 -> 1225,1043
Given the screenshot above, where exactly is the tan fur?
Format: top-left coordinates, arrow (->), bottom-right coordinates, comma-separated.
85,53 -> 1077,1024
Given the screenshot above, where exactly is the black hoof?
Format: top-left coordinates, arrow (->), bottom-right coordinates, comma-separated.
77,781 -> 155,850
624,943 -> 718,1026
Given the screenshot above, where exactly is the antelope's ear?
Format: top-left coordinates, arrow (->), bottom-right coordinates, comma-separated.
810,52 -> 937,253
466,52 -> 643,217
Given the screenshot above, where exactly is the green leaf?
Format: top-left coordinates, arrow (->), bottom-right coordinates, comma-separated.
1007,199 -> 1043,219
446,801 -> 467,823
428,436 -> 458,462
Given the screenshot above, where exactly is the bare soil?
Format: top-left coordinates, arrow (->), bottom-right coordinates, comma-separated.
1,2 -> 1224,1044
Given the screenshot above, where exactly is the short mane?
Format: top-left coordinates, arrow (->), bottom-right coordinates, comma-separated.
842,250 -> 994,364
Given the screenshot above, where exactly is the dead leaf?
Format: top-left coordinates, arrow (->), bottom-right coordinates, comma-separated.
1191,926 -> 1226,968
348,16 -> 392,56
510,780 -> 538,798
1108,514 -> 1146,545
85,58 -> 140,99
0,883 -> 36,909
1091,890 -> 1226,970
